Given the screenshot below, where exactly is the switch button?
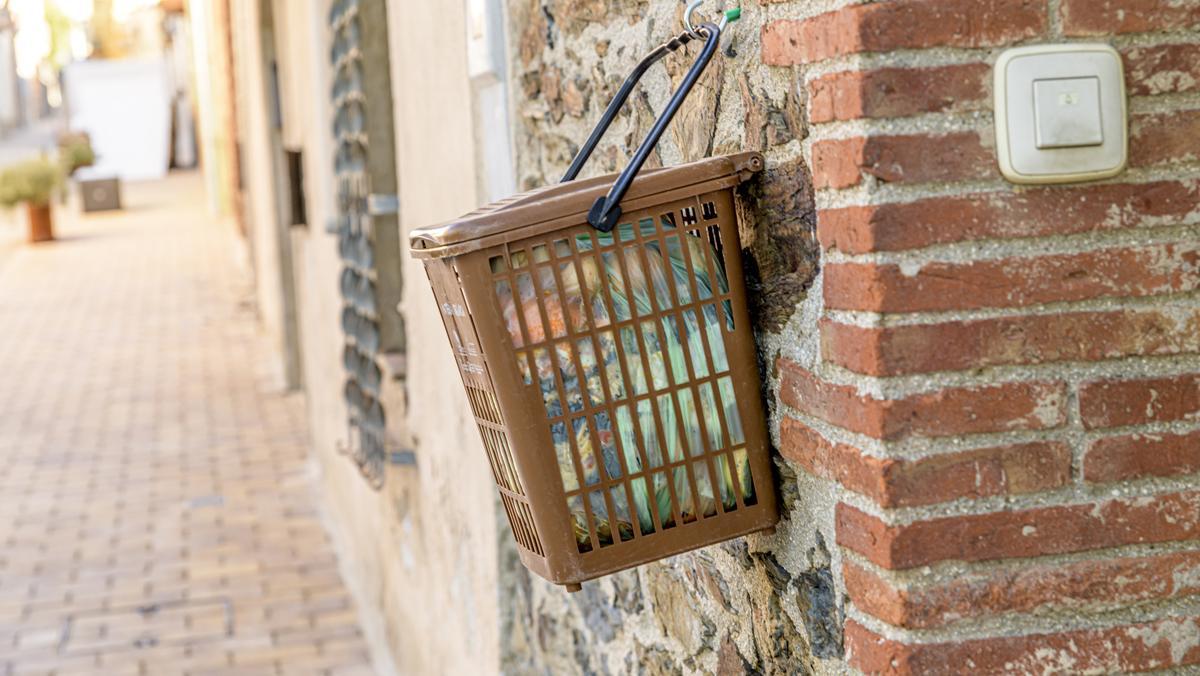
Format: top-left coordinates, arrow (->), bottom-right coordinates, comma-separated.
1033,77 -> 1103,149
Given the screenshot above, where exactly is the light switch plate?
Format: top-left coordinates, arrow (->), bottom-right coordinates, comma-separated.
994,44 -> 1127,184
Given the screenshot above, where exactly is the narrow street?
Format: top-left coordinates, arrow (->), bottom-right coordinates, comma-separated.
0,173 -> 375,676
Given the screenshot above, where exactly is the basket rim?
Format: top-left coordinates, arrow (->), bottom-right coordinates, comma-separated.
408,152 -> 764,259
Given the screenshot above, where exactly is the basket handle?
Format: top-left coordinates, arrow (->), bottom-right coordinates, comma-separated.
560,22 -> 723,233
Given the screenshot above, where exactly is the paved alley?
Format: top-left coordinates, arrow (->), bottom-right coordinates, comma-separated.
0,174 -> 376,675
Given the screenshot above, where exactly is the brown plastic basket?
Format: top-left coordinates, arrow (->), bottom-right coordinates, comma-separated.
408,22 -> 777,590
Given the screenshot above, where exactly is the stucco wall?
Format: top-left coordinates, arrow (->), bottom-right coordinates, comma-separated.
382,0 -> 505,672
228,0 -> 295,389
242,1 -> 505,673
500,2 -> 838,673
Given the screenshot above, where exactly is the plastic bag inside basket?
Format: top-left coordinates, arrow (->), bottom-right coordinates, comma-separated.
492,216 -> 757,550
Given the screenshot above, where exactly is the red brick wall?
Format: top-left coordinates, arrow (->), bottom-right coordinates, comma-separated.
765,0 -> 1200,671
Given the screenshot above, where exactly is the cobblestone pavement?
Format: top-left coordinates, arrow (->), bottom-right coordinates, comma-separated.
0,173 -> 376,675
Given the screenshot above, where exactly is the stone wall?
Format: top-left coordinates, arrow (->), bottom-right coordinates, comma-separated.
502,2 -> 839,673
227,0 -> 301,391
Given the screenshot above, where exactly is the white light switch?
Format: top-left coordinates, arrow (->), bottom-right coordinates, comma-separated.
995,44 -> 1127,184
1033,77 -> 1103,149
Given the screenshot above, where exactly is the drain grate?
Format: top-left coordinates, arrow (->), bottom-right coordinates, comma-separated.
60,597 -> 233,655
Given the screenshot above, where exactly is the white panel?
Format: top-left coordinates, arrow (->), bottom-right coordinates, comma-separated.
63,59 -> 171,181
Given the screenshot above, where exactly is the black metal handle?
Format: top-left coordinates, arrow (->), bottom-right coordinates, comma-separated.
560,30 -> 696,183
560,23 -> 723,232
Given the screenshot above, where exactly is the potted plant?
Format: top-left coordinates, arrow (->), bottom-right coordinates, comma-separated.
0,158 -> 65,243
58,132 -> 97,176
56,132 -> 120,212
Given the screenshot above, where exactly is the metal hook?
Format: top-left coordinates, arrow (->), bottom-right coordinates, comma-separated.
683,0 -> 706,37
684,1 -> 741,38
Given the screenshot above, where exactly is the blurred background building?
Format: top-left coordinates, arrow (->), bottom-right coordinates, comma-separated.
0,0 -> 195,169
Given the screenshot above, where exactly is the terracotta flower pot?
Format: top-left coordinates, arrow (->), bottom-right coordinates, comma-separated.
27,202 -> 53,243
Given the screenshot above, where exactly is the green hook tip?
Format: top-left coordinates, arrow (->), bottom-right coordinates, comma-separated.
725,7 -> 742,22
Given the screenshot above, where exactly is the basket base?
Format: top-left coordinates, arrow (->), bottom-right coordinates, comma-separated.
564,583 -> 582,593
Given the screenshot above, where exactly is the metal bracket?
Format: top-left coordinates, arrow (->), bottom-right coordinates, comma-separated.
367,193 -> 400,216
389,450 -> 417,466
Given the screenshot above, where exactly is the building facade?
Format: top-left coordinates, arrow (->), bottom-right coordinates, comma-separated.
192,0 -> 1200,673
0,9 -> 19,135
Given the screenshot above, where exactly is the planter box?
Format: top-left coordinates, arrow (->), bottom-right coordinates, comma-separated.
80,177 -> 121,212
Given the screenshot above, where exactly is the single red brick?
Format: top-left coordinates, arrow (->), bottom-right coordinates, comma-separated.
811,132 -> 995,189
1085,430 -> 1200,483
811,137 -> 867,190
762,0 -> 1045,65
1062,0 -> 1200,35
777,362 -> 888,438
1131,109 -> 1200,167
1124,43 -> 1200,96
780,419 -> 1069,506
1080,373 -> 1200,429
816,180 -> 1200,254
842,561 -> 911,627
780,418 -> 891,501
807,64 -> 990,124
762,11 -> 853,66
884,379 -> 1067,439
880,441 -> 1071,505
821,309 -> 1200,376
859,133 -> 995,185
823,243 -> 1200,312
807,71 -> 861,124
845,551 -> 1200,629
777,360 -> 1066,440
846,616 -> 1200,675
836,491 -> 1200,570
